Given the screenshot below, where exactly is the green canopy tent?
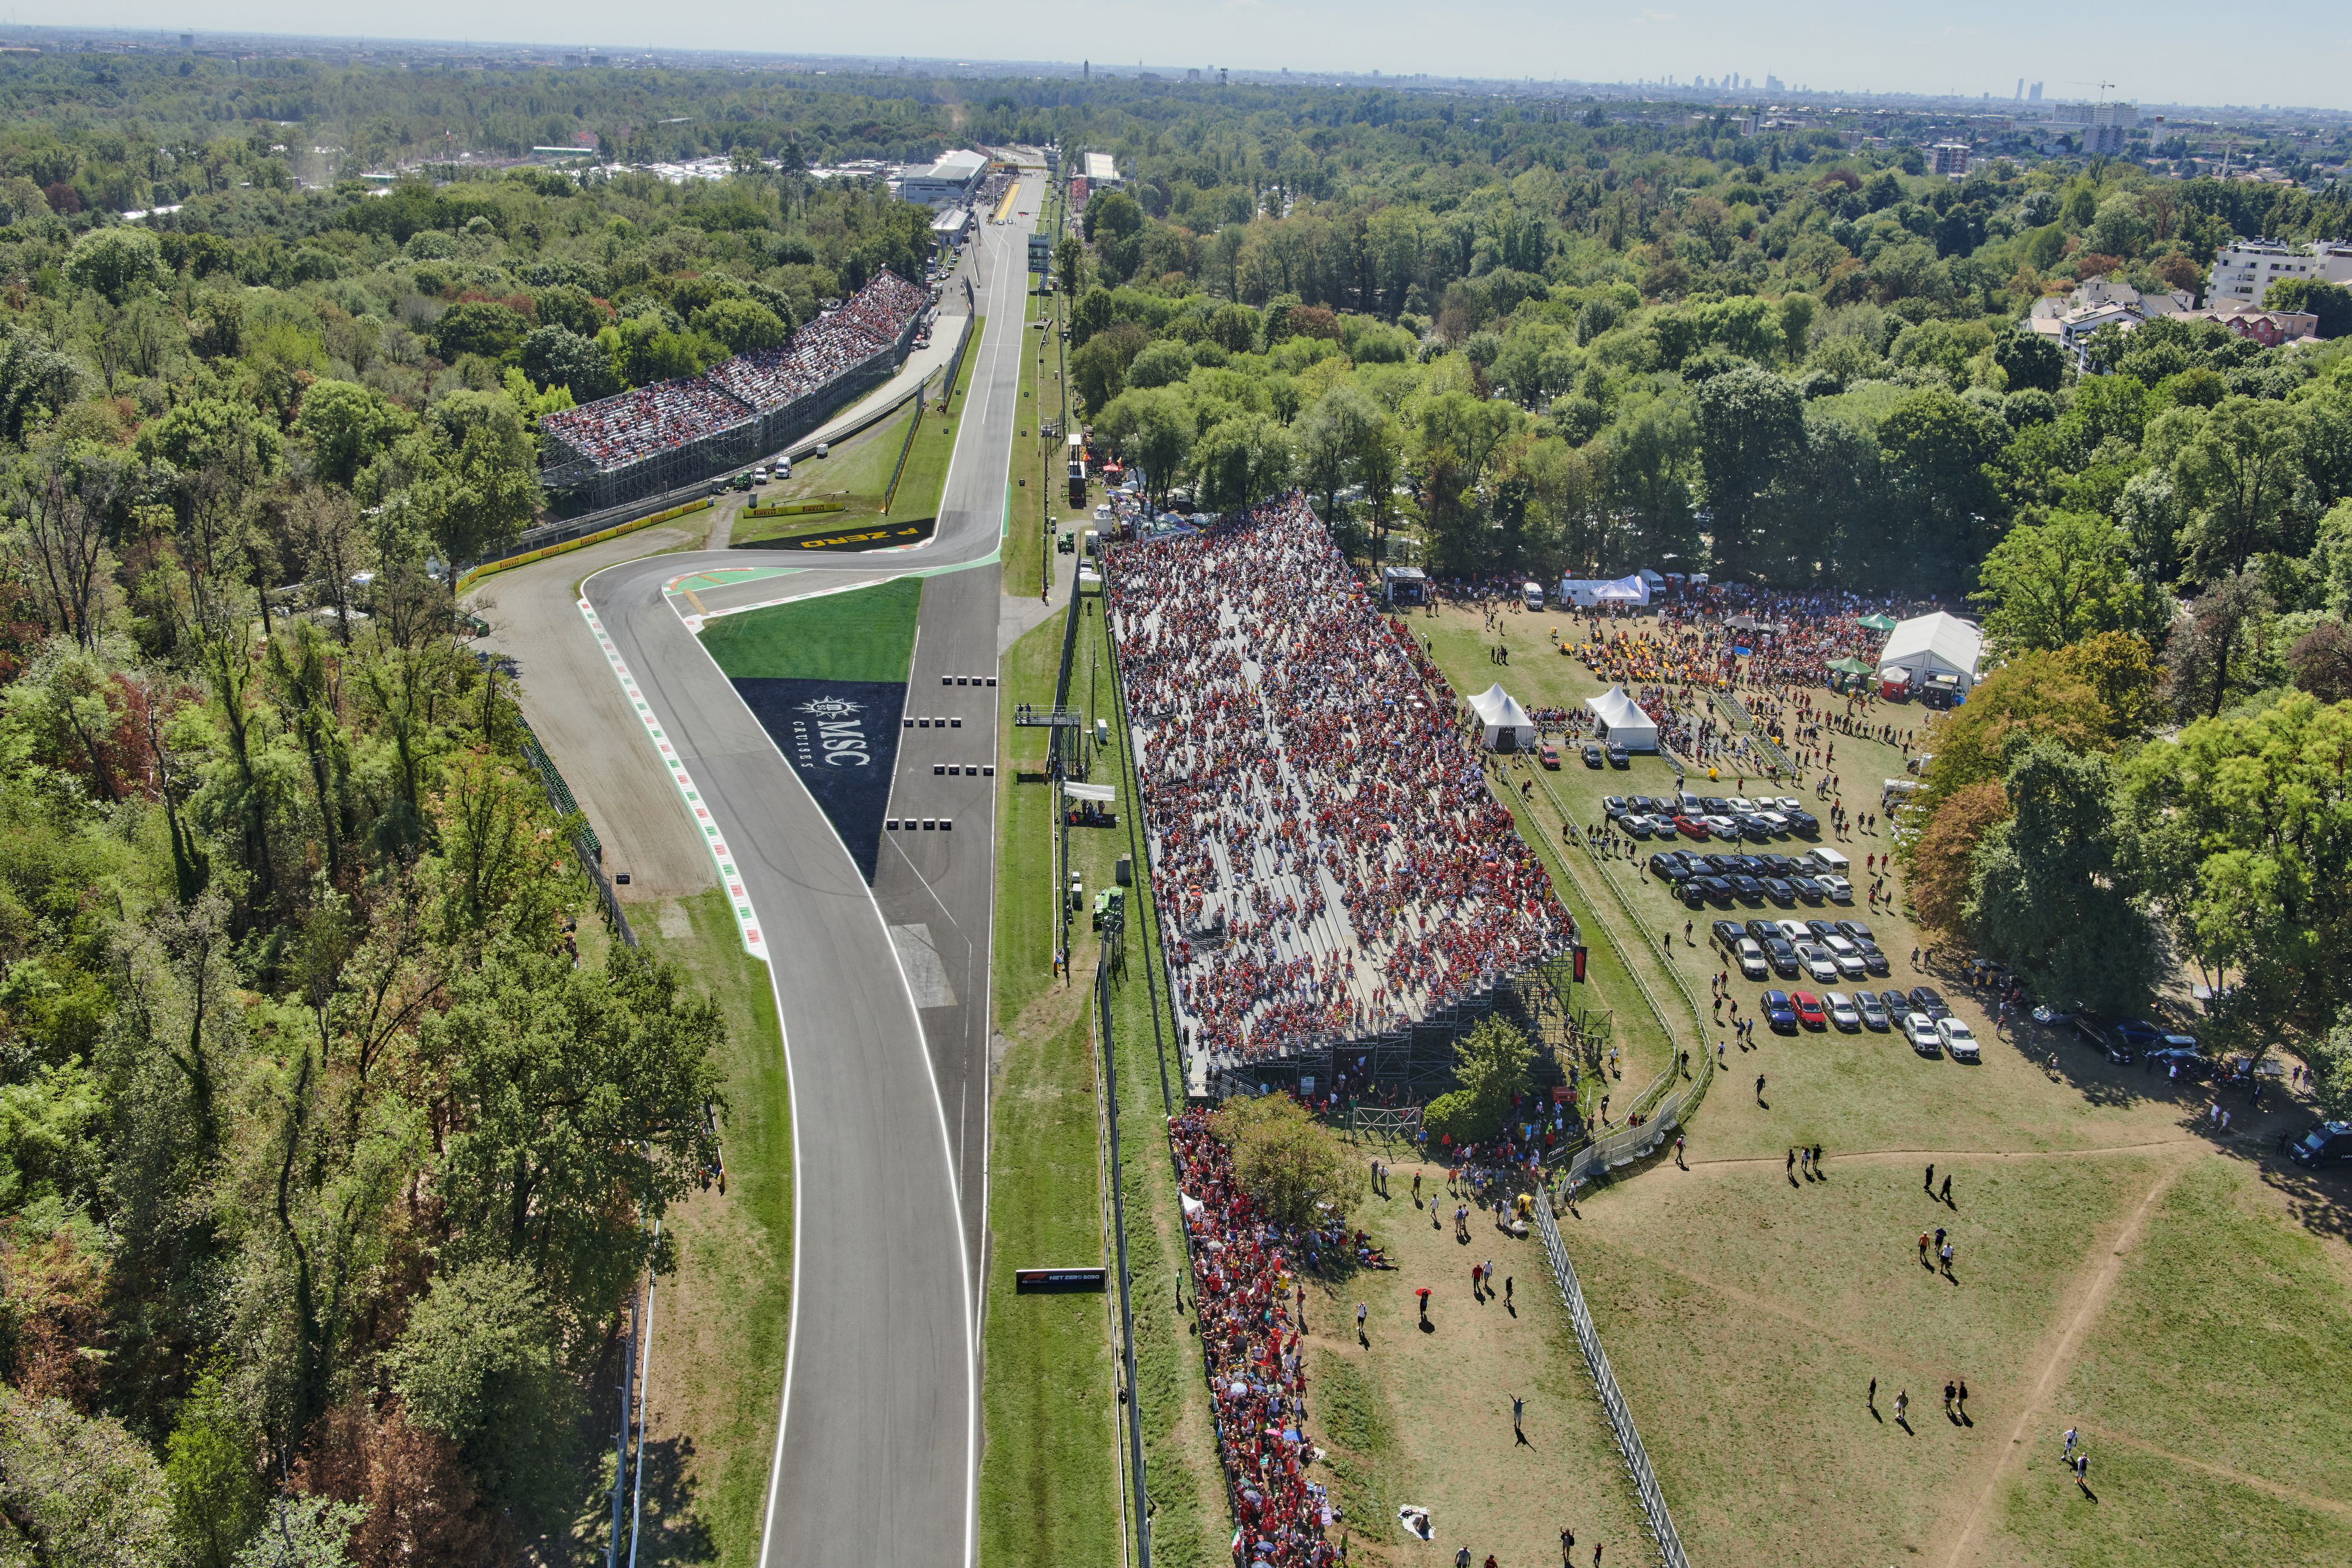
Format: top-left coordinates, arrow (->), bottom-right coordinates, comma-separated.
1829,656 -> 1875,675
1857,613 -> 1898,633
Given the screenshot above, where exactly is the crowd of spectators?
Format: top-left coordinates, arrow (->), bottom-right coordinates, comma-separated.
537,375 -> 754,471
708,270 -> 931,412
540,269 -> 931,470
1171,1109 -> 1342,1568
1106,496 -> 1572,1069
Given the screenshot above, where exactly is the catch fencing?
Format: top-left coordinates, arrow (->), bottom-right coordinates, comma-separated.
517,716 -> 636,947
1536,1192 -> 1691,1568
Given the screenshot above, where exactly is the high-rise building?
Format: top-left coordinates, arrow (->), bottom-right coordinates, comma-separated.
2028,82 -> 2043,102
1931,142 -> 1971,178
1766,74 -> 1783,93
2016,78 -> 2024,100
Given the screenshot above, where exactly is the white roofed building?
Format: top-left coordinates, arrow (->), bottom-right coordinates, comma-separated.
1876,612 -> 1983,693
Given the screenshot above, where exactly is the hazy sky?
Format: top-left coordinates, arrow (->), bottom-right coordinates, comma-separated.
54,0 -> 2352,111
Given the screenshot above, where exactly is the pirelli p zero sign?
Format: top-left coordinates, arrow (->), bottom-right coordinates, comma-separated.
1015,1267 -> 1107,1293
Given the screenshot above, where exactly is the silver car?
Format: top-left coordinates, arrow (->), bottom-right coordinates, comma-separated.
1905,1014 -> 1942,1055
1856,992 -> 1890,1031
1824,991 -> 1862,1032
1796,943 -> 1840,984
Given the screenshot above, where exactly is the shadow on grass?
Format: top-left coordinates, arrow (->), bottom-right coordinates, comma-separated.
620,1435 -> 717,1567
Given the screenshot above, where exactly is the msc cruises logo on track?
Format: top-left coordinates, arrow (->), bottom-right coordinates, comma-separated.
789,694 -> 873,767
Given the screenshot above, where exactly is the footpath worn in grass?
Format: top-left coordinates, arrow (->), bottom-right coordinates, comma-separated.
697,576 -> 921,683
627,891 -> 795,1568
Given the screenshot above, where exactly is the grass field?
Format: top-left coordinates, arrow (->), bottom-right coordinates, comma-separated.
622,891 -> 796,1568
1004,283 -> 1090,603
696,576 -> 921,683
1388,597 -> 2352,1568
732,316 -> 986,546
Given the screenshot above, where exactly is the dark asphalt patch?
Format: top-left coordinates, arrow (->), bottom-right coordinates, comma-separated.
731,678 -> 907,882
736,516 -> 938,553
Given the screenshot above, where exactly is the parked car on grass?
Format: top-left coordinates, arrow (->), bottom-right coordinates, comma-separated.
1791,991 -> 1828,1029
1856,991 -> 1890,1031
1579,743 -> 1601,767
1824,991 -> 1862,1032
1905,1014 -> 1942,1054
1735,938 -> 1768,980
1763,989 -> 1799,1032
1909,987 -> 1950,1021
1937,1017 -> 1982,1061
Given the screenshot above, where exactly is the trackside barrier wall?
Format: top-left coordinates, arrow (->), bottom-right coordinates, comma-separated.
514,715 -> 637,948
455,497 -> 713,594
1535,1195 -> 1691,1568
936,313 -> 977,411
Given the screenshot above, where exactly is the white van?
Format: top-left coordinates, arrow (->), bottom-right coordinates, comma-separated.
1522,581 -> 1545,610
1807,847 -> 1850,876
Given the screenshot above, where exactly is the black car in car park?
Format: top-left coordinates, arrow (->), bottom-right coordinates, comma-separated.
1650,851 -> 1688,882
1760,877 -> 1794,905
1909,986 -> 1950,1021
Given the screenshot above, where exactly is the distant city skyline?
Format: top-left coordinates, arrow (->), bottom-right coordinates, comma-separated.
28,2 -> 2352,113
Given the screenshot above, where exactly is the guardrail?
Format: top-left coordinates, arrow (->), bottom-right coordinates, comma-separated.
937,312 -> 978,412
457,497 -> 714,594
516,715 -> 636,947
880,372 -> 934,511
1536,1190 -> 1691,1568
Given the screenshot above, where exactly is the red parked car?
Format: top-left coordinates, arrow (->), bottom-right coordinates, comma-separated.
1790,990 -> 1828,1029
1672,814 -> 1711,840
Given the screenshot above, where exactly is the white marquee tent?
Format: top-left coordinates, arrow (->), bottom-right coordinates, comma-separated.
1467,683 -> 1538,751
1876,611 -> 1983,690
1557,573 -> 1653,608
1583,685 -> 1659,751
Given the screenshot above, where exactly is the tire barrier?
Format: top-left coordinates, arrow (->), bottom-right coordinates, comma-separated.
456,497 -> 714,595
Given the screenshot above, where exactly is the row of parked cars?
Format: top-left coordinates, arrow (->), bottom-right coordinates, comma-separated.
1713,917 -> 1886,982
1659,848 -> 1854,910
1606,791 -> 1822,844
1754,982 -> 1976,1057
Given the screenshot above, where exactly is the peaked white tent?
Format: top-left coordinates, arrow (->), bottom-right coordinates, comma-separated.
1468,683 -> 1538,751
1583,685 -> 1659,751
1556,573 -> 1652,609
1876,612 -> 1983,690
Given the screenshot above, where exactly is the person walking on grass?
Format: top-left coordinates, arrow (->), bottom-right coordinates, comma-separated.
1919,1231 -> 1932,1266
1894,1389 -> 1909,1423
1513,1394 -> 1528,1442
1943,1380 -> 1957,1417
1561,1527 -> 1575,1567
1925,1162 -> 1935,1192
1676,1134 -> 1688,1169
1757,1073 -> 1767,1104
1957,1378 -> 1969,1416
2063,1426 -> 2077,1459
1940,1173 -> 1953,1205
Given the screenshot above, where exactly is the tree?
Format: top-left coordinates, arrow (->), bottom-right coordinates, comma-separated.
1908,780 -> 2009,936
0,1388 -> 176,1567
1054,235 -> 1087,301
14,446 -> 124,650
1295,386 -> 1375,539
388,1259 -> 581,1525
420,942 -> 724,1329
295,380 -> 412,490
1693,366 -> 1804,577
1965,742 -> 2156,1011
1994,330 -> 2064,393
230,1497 -> 367,1568
691,297 -> 790,354
2312,1008 -> 2352,1122
1070,322 -> 1147,414
2127,691 -> 2352,1048
166,1360 -> 266,1568
1210,1095 -> 1349,1229
2162,571 -> 2271,721
428,302 -> 527,363
2288,620 -> 2352,703
2176,397 -> 2310,579
0,325 -> 83,446
1605,396 -> 1699,569
62,226 -> 168,306
1877,386 -> 2007,591
1971,511 -> 2150,653
1192,413 -> 1294,512
1096,386 -> 1197,511
515,326 -> 619,403
1086,189 -> 1145,284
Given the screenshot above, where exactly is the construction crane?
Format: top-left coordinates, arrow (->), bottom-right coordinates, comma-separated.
2066,79 -> 2119,105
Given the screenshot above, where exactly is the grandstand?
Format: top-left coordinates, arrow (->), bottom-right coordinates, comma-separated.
538,270 -> 932,511
1104,497 -> 1579,1096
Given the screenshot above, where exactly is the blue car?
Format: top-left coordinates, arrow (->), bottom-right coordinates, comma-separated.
1763,989 -> 1799,1032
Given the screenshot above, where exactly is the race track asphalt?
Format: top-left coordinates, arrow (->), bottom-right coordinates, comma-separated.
574,174 -> 1043,1568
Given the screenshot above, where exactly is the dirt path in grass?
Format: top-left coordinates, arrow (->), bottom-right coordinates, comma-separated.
1685,1134 -> 2206,1172
1938,1152 -> 2201,1568
2079,1426 -> 2352,1522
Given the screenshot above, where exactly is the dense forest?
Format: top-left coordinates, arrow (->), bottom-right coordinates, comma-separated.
0,46 -> 2348,1564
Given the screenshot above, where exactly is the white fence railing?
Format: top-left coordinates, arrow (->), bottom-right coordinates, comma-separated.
1537,1193 -> 1691,1568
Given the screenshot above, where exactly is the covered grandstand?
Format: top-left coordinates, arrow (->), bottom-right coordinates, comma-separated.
538,269 -> 932,511
1104,496 -> 1579,1098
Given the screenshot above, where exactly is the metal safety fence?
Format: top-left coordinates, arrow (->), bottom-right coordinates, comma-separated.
1536,1193 -> 1690,1568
